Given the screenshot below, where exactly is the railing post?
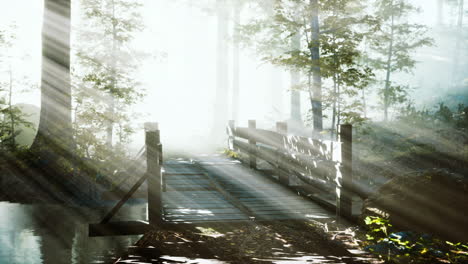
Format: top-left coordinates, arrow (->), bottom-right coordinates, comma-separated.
276,122 -> 289,185
248,120 -> 257,169
145,122 -> 163,226
228,120 -> 235,151
338,124 -> 353,218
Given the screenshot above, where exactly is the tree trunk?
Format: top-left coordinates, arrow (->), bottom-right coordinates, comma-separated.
310,0 -> 323,132
331,72 -> 337,141
8,65 -> 15,150
106,0 -> 117,148
362,87 -> 367,118
232,1 -> 241,121
437,0 -> 443,26
290,29 -> 302,124
213,0 -> 229,139
336,81 -> 341,141
383,12 -> 394,122
31,0 -> 74,158
451,0 -> 464,87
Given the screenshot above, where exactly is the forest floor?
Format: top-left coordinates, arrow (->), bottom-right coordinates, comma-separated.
116,218 -> 381,264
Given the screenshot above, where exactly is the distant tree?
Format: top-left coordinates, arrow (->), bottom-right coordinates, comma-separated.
0,25 -> 36,151
239,0 -> 377,135
231,0 -> 243,122
309,0 -> 323,132
74,0 -> 144,158
368,0 -> 433,121
290,27 -> 302,124
318,1 -> 377,137
213,0 -> 230,139
31,0 -> 74,159
447,0 -> 466,86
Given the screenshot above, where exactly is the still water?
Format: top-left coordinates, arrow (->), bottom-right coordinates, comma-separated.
0,202 -> 146,264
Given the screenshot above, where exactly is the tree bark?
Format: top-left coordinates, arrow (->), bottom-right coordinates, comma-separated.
383,11 -> 394,122
310,0 -> 323,132
451,0 -> 464,87
437,0 -> 443,26
31,0 -> 74,158
106,0 -> 117,148
232,1 -> 241,122
8,65 -> 15,150
213,0 -> 229,139
290,29 -> 302,124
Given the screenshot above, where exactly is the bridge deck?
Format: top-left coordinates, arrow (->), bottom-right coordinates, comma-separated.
162,155 -> 332,223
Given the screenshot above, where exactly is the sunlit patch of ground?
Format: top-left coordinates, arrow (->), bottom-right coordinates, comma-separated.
115,219 -> 382,264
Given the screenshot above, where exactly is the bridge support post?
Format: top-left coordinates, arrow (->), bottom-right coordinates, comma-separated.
338,124 -> 353,218
145,122 -> 163,226
228,120 -> 235,151
276,122 -> 289,185
248,120 -> 257,169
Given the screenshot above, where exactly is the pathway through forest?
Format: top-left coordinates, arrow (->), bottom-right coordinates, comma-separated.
112,154 -> 379,263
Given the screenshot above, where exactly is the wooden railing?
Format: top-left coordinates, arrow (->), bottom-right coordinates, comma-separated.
227,120 -> 355,217
89,122 -> 163,236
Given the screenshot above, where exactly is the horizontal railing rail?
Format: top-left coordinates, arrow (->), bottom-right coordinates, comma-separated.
227,120 -> 356,218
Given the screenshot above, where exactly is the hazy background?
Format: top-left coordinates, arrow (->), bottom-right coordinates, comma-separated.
0,0 -> 463,152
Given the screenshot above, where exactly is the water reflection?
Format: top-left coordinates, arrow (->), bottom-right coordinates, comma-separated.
0,202 -> 145,264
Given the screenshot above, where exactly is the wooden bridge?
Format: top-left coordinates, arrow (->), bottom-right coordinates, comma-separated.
89,121 -> 362,236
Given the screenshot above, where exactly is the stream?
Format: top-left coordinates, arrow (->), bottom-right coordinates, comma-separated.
0,201 -> 146,264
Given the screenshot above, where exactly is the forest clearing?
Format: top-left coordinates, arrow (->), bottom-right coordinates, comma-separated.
0,0 -> 467,263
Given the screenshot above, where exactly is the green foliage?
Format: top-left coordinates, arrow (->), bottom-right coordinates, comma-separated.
0,24 -> 35,152
224,148 -> 240,158
366,0 -> 434,119
239,0 -> 378,132
74,0 -> 145,160
363,216 -> 468,264
354,101 -> 468,169
398,102 -> 468,130
364,216 -> 392,241
0,105 -> 34,151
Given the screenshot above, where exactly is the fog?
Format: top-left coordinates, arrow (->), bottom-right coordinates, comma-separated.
0,0 -> 466,152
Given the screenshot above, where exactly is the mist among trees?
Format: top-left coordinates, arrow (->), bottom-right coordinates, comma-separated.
0,0 -> 467,263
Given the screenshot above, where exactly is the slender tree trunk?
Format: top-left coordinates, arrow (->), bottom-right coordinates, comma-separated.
331,33 -> 338,140
8,65 -> 15,150
290,29 -> 302,124
331,73 -> 337,141
451,0 -> 464,87
437,0 -> 444,26
310,0 -> 323,132
384,11 -> 395,122
362,87 -> 367,118
106,0 -> 117,148
31,0 -> 74,158
213,0 -> 229,139
336,81 -> 341,141
232,1 -> 241,121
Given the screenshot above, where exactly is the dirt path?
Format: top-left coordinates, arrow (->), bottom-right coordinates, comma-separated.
115,219 -> 381,264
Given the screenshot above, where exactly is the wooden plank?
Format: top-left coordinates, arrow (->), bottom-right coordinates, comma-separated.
165,187 -> 216,191
233,127 -> 284,149
89,221 -> 150,237
165,208 -> 244,214
166,218 -> 249,223
164,173 -> 205,176
164,204 -> 235,209
233,126 -> 332,160
165,215 -> 249,220
164,206 -> 238,210
190,166 -> 257,219
100,173 -> 149,224
165,180 -> 211,185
